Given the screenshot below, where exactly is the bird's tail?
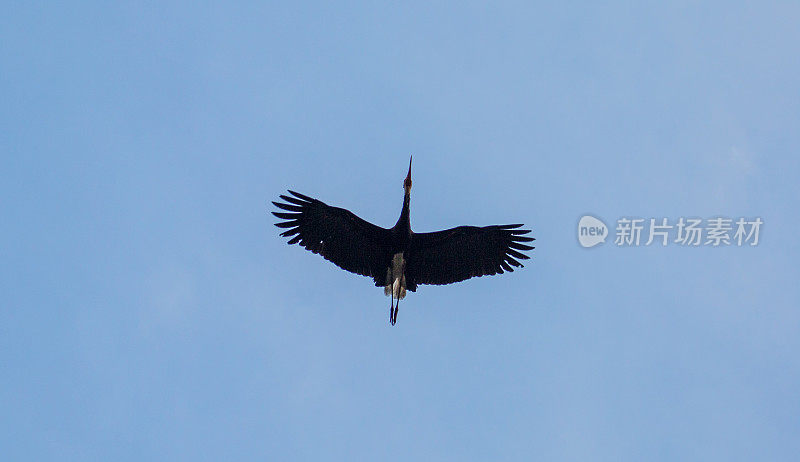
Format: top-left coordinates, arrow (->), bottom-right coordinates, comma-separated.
384,277 -> 406,299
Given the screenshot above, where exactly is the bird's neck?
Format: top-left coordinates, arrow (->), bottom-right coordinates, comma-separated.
394,192 -> 411,231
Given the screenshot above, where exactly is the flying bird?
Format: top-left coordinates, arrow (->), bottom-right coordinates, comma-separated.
272,157 -> 534,325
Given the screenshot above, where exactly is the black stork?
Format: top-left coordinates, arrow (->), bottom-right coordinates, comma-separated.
272,157 -> 534,325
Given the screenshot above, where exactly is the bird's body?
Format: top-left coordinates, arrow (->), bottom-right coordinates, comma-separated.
272,157 -> 534,325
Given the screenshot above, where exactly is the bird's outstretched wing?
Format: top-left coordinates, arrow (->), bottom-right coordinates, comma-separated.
272,190 -> 391,282
406,224 -> 534,287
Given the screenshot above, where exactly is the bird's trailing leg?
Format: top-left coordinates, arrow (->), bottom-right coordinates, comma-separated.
389,299 -> 398,326
389,290 -> 395,325
388,298 -> 399,326
388,268 -> 395,325
385,260 -> 406,326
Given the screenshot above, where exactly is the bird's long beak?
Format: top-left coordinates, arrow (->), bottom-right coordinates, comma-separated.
404,156 -> 413,192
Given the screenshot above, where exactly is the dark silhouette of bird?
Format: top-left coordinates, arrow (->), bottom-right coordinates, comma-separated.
272,157 -> 534,325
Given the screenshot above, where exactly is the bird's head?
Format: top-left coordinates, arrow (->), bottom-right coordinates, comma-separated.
403,156 -> 412,194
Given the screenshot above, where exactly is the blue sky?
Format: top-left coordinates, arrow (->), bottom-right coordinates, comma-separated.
2,1 -> 799,460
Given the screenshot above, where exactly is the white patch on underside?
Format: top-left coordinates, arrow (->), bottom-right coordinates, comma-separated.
383,252 -> 406,299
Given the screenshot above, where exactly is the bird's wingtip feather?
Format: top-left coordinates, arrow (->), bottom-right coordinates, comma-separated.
287,190 -> 313,201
